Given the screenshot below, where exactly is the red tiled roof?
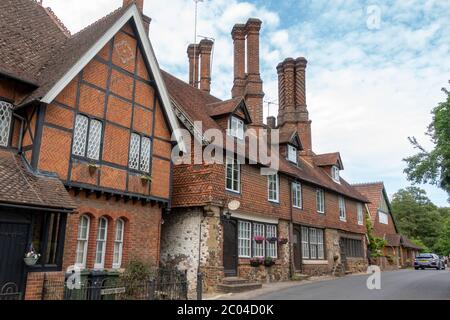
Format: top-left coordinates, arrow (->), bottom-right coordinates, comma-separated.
314,152 -> 343,169
207,97 -> 244,117
162,72 -> 368,202
401,236 -> 422,250
385,233 -> 401,247
0,150 -> 76,210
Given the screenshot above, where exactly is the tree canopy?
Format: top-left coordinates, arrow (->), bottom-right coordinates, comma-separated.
404,81 -> 450,202
391,187 -> 449,256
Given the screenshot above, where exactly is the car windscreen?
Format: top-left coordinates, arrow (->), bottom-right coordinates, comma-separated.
417,255 -> 433,259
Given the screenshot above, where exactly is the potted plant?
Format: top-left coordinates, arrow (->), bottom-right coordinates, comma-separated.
87,163 -> 100,175
267,237 -> 278,243
264,256 -> 276,267
253,236 -> 265,244
250,257 -> 263,267
24,246 -> 40,266
140,174 -> 152,184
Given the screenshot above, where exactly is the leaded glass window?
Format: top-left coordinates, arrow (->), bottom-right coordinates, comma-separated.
128,133 -> 151,173
72,114 -> 102,160
0,101 -> 13,147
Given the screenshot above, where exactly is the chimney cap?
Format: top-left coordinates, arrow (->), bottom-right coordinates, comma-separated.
283,57 -> 296,68
245,18 -> 262,32
295,57 -> 308,68
231,24 -> 246,39
199,39 -> 214,53
187,43 -> 200,56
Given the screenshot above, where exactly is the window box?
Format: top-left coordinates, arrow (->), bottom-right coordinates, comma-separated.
250,257 -> 264,267
264,257 -> 276,267
266,237 -> 278,243
88,163 -> 100,175
140,174 -> 152,184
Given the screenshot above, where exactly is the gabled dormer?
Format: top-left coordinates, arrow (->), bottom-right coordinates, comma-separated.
207,97 -> 251,140
279,131 -> 303,164
314,152 -> 344,183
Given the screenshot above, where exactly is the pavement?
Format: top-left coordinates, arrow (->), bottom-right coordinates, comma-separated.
210,268 -> 450,300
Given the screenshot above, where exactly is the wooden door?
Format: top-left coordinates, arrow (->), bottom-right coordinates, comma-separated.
222,219 -> 238,277
293,228 -> 302,271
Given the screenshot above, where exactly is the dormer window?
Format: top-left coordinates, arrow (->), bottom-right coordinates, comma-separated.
287,145 -> 297,164
229,116 -> 244,140
332,165 -> 340,182
0,101 -> 13,147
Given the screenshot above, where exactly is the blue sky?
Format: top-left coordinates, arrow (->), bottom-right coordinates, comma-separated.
44,0 -> 450,206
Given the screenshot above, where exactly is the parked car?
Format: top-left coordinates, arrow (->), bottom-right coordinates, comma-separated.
414,253 -> 446,270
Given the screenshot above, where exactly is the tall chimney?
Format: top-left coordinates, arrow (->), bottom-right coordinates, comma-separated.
187,44 -> 200,88
199,39 -> 214,93
277,57 -> 312,156
244,18 -> 264,126
231,24 -> 246,98
123,0 -> 151,35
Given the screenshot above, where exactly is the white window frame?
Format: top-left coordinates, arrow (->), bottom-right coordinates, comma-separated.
228,116 -> 244,140
302,226 -> 325,260
267,174 -> 279,203
225,156 -> 241,193
339,196 -> 347,221
317,229 -> 324,259
72,114 -> 103,160
94,217 -> 108,269
75,215 -> 90,268
287,145 -> 297,163
378,210 -> 389,225
357,203 -> 364,225
301,226 -> 310,259
112,219 -> 125,269
252,223 -> 265,258
332,165 -> 340,183
238,221 -> 251,258
0,101 -> 13,147
129,133 -> 152,173
292,182 -> 302,209
265,225 -> 278,258
316,188 -> 325,213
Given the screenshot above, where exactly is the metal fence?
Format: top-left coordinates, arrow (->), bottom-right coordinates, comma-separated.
41,269 -> 188,301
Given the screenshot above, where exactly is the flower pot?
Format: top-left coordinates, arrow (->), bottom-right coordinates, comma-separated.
250,262 -> 261,267
264,261 -> 276,267
24,257 -> 38,266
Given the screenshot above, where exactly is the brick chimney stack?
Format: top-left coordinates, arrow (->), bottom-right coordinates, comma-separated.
277,57 -> 312,156
199,39 -> 214,93
231,24 -> 246,98
231,18 -> 264,126
123,0 -> 151,35
187,44 -> 200,88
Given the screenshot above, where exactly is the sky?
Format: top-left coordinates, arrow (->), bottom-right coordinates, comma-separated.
42,0 -> 450,206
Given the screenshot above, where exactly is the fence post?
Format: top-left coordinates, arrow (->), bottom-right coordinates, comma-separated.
196,272 -> 203,301
147,278 -> 155,300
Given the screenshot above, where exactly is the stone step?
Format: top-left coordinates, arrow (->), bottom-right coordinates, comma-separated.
292,273 -> 311,281
217,282 -> 262,293
221,277 -> 249,285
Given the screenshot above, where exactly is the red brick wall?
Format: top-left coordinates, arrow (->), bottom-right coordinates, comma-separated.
372,211 -> 397,238
37,25 -> 172,200
63,191 -> 163,271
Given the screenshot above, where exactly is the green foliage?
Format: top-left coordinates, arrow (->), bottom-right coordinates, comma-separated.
404,81 -> 450,201
366,213 -> 387,257
119,259 -> 156,285
391,187 -> 449,255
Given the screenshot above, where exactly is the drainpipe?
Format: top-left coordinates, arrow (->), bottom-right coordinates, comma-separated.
288,179 -> 294,278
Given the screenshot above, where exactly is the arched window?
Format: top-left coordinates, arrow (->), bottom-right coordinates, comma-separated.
75,215 -> 90,268
112,219 -> 125,269
94,217 -> 108,269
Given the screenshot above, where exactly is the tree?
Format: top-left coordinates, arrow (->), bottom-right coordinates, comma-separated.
403,81 -> 450,201
391,187 -> 444,253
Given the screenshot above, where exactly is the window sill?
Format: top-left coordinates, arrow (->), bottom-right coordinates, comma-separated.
268,200 -> 280,204
302,260 -> 328,265
293,206 -> 303,210
225,189 -> 241,195
340,218 -> 347,222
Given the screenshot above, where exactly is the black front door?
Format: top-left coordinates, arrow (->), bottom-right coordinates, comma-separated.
222,219 -> 238,277
0,222 -> 29,300
293,227 -> 302,271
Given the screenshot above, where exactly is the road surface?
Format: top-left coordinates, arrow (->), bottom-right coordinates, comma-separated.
230,269 -> 450,300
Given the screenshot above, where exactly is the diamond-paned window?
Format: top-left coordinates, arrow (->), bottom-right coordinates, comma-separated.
140,137 -> 151,173
129,133 -> 151,173
0,101 -> 13,147
72,114 -> 103,160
